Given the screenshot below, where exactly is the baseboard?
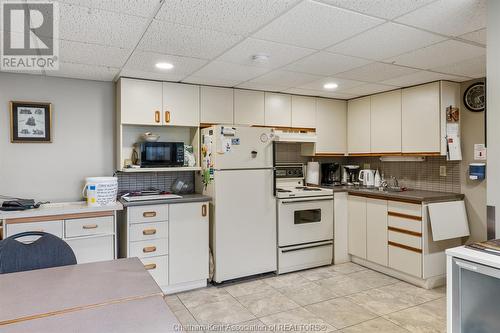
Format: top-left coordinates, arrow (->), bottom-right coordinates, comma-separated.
162,279 -> 207,295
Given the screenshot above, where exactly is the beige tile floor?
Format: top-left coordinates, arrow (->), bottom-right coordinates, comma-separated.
164,263 -> 446,332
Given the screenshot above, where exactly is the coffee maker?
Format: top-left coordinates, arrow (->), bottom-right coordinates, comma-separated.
342,165 -> 360,186
320,163 -> 341,186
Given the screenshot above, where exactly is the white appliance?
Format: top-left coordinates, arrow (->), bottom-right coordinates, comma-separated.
275,164 -> 334,274
201,126 -> 277,283
272,129 -> 317,143
358,169 -> 375,187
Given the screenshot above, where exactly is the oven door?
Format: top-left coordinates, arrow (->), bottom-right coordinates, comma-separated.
278,196 -> 333,247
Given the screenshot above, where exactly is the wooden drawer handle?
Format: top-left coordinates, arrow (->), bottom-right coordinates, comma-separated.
143,246 -> 157,253
202,204 -> 207,217
388,211 -> 421,221
143,211 -> 157,218
143,228 -> 157,236
144,263 -> 157,270
388,226 -> 421,237
154,110 -> 160,123
388,241 -> 422,253
165,111 -> 171,123
82,224 -> 98,230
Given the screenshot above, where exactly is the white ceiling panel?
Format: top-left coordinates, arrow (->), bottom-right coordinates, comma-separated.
58,0 -> 162,18
236,82 -> 291,92
124,51 -> 208,77
460,28 -> 486,45
327,22 -> 446,61
246,70 -> 322,87
217,38 -> 315,69
188,61 -> 270,83
341,83 -> 398,95
335,62 -> 419,82
59,3 -> 149,48
387,39 -> 486,70
46,62 -> 119,81
155,0 -> 300,35
396,0 -> 486,37
381,70 -> 469,86
253,0 -> 384,50
432,56 -> 486,78
317,0 -> 436,19
182,76 -> 241,87
120,69 -> 186,82
284,88 -> 357,99
298,77 -> 366,91
138,20 -> 242,59
285,51 -> 370,76
59,40 -> 130,68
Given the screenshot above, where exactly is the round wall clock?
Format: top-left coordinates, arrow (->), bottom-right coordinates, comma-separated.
463,82 -> 485,112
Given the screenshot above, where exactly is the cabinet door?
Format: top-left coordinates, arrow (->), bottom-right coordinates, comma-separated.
162,82 -> 200,126
66,235 -> 114,264
316,98 -> 347,154
234,89 -> 265,126
291,95 -> 316,128
371,90 -> 402,153
200,86 -> 234,124
366,198 -> 388,266
348,195 -> 367,259
402,82 -> 440,153
265,93 -> 291,127
120,78 -> 163,125
169,202 -> 209,285
347,96 -> 371,154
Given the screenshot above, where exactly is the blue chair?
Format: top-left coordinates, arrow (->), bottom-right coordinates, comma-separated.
0,231 -> 77,274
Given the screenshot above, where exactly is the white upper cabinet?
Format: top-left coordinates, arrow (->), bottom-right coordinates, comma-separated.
119,78 -> 163,126
200,86 -> 234,125
347,96 -> 371,154
402,82 -> 440,153
265,93 -> 291,127
291,95 -> 316,128
315,98 -> 347,154
234,89 -> 265,126
162,82 -> 200,127
371,90 -> 402,153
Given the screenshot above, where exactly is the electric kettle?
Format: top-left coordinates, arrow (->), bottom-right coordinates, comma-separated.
358,169 -> 376,187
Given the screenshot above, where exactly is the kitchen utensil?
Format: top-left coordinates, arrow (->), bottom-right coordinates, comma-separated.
171,178 -> 193,194
141,132 -> 160,142
358,169 -> 375,187
306,161 -> 320,185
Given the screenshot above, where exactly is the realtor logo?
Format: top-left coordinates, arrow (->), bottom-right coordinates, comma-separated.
1,1 -> 59,70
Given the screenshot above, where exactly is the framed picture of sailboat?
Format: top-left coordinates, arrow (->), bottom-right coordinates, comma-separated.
10,101 -> 52,143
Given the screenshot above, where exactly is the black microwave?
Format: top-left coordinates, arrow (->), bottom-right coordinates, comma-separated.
134,142 -> 184,168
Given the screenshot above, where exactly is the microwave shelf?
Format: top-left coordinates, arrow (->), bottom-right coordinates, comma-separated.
121,166 -> 201,173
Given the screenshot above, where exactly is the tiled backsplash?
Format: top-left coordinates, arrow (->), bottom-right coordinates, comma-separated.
116,171 -> 195,194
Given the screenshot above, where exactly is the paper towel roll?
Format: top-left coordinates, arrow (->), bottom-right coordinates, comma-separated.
306,162 -> 320,185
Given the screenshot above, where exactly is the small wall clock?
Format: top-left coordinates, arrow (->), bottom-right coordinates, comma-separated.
463,82 -> 485,112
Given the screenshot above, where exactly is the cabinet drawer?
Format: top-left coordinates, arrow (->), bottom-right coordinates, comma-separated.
388,215 -> 421,233
139,255 -> 168,287
388,201 -> 421,218
129,205 -> 168,224
388,230 -> 422,249
66,235 -> 114,264
389,244 -> 422,277
129,238 -> 168,258
7,220 -> 63,242
129,222 -> 168,242
65,216 -> 114,238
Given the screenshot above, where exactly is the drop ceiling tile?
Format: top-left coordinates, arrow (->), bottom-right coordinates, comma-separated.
246,70 -> 321,87
182,76 -> 241,87
58,0 -> 161,18
46,62 -> 119,81
218,38 -> 315,69
460,28 -> 486,45
138,20 -> 242,59
335,62 -> 419,82
119,69 -> 186,82
396,0 -> 486,37
124,50 -> 208,76
155,0 -> 299,35
387,39 -> 486,70
59,40 -> 130,67
341,83 -> 398,95
59,3 -> 149,48
432,56 -> 485,78
189,61 -> 270,83
236,82 -> 290,92
298,77 -> 366,91
285,51 -> 370,76
327,22 -> 446,61
253,0 -> 383,50
381,70 -> 469,86
317,0 -> 436,19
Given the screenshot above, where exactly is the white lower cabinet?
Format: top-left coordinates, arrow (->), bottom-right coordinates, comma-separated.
139,255 -> 169,287
348,195 -> 367,259
66,235 -> 114,264
366,198 -> 388,266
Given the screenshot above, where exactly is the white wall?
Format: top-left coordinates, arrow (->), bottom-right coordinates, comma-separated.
0,72 -> 114,202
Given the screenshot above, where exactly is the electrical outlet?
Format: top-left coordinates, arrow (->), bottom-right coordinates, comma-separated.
440,166 -> 447,177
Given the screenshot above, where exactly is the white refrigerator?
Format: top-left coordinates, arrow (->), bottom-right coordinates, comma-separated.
201,125 -> 276,283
